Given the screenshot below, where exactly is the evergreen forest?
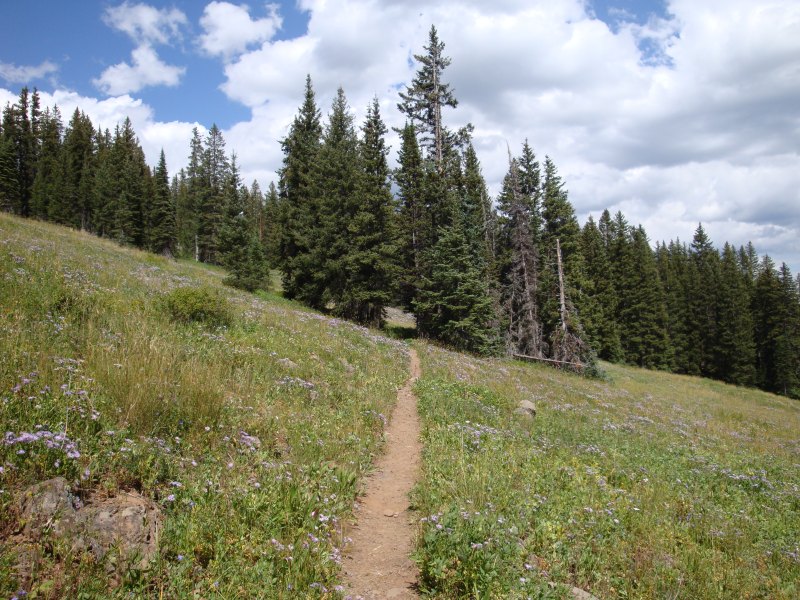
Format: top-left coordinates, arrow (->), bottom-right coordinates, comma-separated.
1,27 -> 798,398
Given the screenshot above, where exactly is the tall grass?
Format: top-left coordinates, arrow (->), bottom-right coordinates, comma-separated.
412,343 -> 800,599
0,214 -> 408,597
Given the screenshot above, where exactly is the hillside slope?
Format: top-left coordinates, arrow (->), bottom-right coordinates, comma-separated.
2,214 -> 799,599
412,344 -> 800,598
0,214 -> 408,597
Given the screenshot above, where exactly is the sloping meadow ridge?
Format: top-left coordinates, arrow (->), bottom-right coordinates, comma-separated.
0,214 -> 408,597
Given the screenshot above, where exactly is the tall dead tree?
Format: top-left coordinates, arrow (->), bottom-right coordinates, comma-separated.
505,153 -> 546,357
550,237 -> 588,367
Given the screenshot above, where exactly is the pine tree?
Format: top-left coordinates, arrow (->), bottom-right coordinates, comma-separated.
415,215 -> 500,354
30,107 -> 64,222
715,243 -> 756,385
580,216 -> 622,360
502,156 -> 544,357
614,223 -> 670,368
397,25 -> 458,170
329,97 -> 397,326
149,150 -> 176,256
197,124 -> 229,263
0,135 -> 19,212
656,240 -> 692,373
394,123 -> 426,309
685,224 -> 720,376
62,108 -> 96,230
277,75 -> 323,300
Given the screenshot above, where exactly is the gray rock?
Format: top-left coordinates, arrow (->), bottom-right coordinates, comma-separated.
570,586 -> 600,600
514,399 -> 537,418
15,478 -> 162,577
72,492 -> 161,568
18,477 -> 78,538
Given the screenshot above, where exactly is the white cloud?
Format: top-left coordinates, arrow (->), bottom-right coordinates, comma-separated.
102,1 -> 187,45
5,0 -> 800,270
214,0 -> 800,270
199,2 -> 282,60
0,60 -> 58,85
94,2 -> 188,96
93,45 -> 186,95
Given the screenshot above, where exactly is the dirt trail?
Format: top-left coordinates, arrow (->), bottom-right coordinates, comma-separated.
342,348 -> 422,599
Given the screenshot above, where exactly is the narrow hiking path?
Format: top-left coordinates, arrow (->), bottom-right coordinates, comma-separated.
342,347 -> 422,599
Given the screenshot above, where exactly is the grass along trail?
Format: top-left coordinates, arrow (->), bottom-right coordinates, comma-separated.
343,348 -> 422,599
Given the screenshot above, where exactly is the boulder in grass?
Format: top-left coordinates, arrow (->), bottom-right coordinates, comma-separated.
514,399 -> 537,418
13,478 -> 162,581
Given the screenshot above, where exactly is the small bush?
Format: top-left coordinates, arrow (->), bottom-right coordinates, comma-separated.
163,286 -> 233,328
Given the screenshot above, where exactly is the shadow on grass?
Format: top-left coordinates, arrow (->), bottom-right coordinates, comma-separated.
383,323 -> 418,340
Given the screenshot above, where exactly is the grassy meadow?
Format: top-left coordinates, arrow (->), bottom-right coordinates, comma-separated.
2,213 -> 799,599
0,214 -> 408,598
412,344 -> 800,598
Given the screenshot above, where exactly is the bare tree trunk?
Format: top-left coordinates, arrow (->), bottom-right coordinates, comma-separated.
557,238 -> 567,332
194,233 -> 199,262
433,57 -> 443,171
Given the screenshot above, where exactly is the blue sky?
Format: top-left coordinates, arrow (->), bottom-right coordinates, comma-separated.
1,1 -> 799,271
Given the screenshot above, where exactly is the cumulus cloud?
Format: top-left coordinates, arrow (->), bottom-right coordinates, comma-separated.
213,0 -> 799,269
93,45 -> 185,95
95,2 -> 188,96
199,2 -> 282,60
6,0 -> 800,269
102,1 -> 187,45
0,60 -> 58,85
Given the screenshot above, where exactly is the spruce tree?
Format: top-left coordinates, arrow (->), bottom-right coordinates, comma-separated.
753,256 -> 785,393
462,141 -> 495,277
614,223 -> 670,368
62,109 -> 96,230
91,128 -> 116,237
277,75 -> 322,300
415,215 -> 500,354
394,123 -> 426,309
580,217 -> 622,360
716,243 -> 756,385
149,150 -> 176,256
329,97 -> 397,326
541,156 -> 581,271
539,156 -> 584,344
197,124 -> 229,263
177,127 -> 204,259
687,224 -> 720,377
263,182 -> 281,263
0,135 -> 19,212
30,107 -> 64,222
304,87 -> 362,310
656,240 -> 692,373
502,156 -> 544,357
397,25 -> 458,170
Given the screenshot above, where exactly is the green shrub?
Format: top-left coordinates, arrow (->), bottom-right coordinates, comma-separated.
163,286 -> 233,327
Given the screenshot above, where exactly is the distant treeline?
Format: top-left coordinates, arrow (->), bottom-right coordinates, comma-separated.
1,26 -> 798,397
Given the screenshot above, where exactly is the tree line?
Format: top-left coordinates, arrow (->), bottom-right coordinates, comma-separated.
1,26 -> 798,397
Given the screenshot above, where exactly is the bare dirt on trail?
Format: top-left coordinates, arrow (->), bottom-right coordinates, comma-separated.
342,348 -> 422,599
